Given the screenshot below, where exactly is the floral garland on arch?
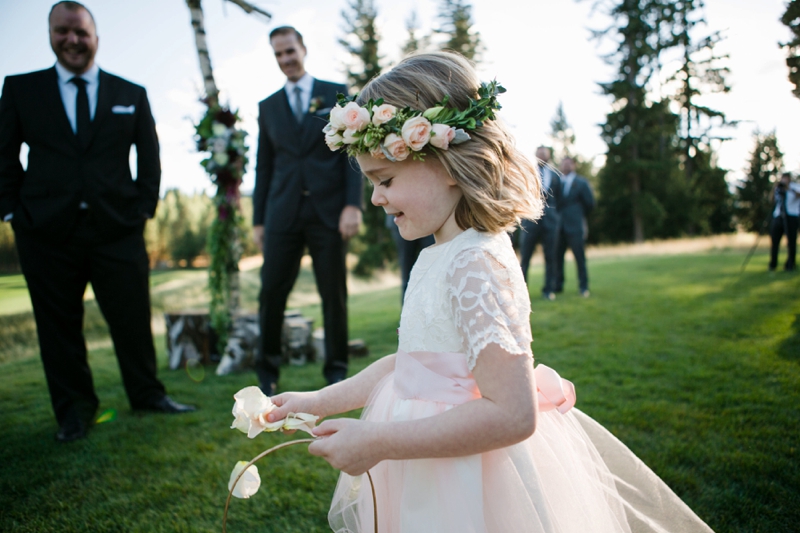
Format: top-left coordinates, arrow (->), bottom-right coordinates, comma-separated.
323,80 -> 506,161
194,101 -> 249,352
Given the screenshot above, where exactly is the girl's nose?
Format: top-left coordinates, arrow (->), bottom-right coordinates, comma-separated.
371,187 -> 386,207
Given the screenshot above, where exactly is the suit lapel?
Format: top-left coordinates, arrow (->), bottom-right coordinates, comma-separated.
298,79 -> 326,152
87,70 -> 111,150
44,67 -> 81,150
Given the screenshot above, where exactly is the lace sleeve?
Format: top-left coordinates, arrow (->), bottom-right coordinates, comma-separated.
446,246 -> 533,370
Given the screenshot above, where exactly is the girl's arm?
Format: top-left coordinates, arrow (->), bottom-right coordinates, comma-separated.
309,343 -> 538,475
267,353 -> 397,422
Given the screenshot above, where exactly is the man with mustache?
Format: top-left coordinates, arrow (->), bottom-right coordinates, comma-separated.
0,1 -> 195,443
252,26 -> 362,394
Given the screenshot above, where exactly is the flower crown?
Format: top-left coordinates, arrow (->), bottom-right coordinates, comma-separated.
322,80 -> 506,162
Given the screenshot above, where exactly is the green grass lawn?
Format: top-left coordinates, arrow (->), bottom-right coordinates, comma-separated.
0,249 -> 798,532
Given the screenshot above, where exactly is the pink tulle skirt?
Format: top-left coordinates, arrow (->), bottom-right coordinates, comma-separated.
328,351 -> 713,533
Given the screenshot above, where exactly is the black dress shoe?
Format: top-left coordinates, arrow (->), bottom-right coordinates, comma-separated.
134,395 -> 196,414
56,414 -> 90,443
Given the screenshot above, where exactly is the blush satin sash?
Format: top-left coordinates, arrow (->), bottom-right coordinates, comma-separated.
392,350 -> 576,413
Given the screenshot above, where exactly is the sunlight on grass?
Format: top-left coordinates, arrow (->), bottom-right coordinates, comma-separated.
0,249 -> 798,532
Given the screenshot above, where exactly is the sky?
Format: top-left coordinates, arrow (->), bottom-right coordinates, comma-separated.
1,0 -> 797,196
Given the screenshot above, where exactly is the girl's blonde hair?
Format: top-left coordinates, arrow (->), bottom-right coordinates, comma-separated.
357,51 -> 543,233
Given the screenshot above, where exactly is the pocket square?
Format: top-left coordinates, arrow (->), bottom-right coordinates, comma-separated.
112,105 -> 135,114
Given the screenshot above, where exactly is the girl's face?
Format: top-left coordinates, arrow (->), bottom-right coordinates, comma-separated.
357,155 -> 464,244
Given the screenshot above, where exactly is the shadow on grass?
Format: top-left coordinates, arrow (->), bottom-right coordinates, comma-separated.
777,314 -> 800,364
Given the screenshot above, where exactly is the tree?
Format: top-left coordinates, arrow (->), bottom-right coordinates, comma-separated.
663,0 -> 734,235
436,0 -> 483,62
780,0 -> 800,99
736,131 -> 784,233
339,0 -> 394,276
340,0 -> 382,90
401,10 -> 428,56
590,0 -> 681,242
549,101 -> 576,162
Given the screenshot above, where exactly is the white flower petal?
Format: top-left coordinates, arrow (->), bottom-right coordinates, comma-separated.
229,461 -> 260,499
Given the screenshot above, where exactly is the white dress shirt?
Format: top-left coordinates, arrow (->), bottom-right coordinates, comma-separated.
562,171 -> 576,196
55,61 -> 99,133
284,73 -> 314,117
539,165 -> 553,192
773,182 -> 800,217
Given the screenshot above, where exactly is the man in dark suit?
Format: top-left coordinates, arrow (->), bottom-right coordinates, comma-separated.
519,146 -> 562,300
252,26 -> 362,394
0,1 -> 194,443
555,156 -> 595,297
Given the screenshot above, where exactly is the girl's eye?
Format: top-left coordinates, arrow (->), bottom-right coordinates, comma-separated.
379,178 -> 393,188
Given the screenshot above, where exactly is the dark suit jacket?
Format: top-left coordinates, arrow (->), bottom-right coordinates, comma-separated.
252,78 -> 362,232
0,67 -> 160,241
539,165 -> 562,230
558,174 -> 595,235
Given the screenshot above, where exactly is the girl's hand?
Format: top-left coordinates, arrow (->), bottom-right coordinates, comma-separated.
308,419 -> 382,476
267,390 -> 324,423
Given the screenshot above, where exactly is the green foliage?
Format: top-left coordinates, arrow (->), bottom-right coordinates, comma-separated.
401,11 -> 428,56
781,0 -> 800,99
549,101 -> 576,162
0,222 -> 19,274
339,0 -> 382,91
1,250 -> 799,531
436,0 -> 483,61
339,0 -> 391,277
736,131 -> 784,233
147,189 -> 215,267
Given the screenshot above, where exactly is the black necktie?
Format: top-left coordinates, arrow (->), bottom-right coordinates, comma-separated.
70,77 -> 90,148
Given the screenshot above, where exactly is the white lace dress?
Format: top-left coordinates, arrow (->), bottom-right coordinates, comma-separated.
328,229 -> 713,533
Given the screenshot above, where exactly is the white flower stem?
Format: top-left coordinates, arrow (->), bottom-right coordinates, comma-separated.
222,438 -> 378,533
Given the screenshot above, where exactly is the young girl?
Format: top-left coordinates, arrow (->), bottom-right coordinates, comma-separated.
267,52 -> 713,533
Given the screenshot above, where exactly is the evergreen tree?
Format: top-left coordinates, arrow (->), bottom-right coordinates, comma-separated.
436,0 -> 483,61
780,0 -> 800,99
549,101 -> 576,162
339,0 -> 382,90
736,131 -> 784,233
664,0 -> 734,235
591,0 -> 681,242
339,0 -> 394,275
402,10 -> 428,56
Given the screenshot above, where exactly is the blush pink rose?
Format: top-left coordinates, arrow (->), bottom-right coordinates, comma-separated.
401,116 -> 432,151
328,105 -> 346,130
370,145 -> 387,159
429,124 -> 456,150
371,103 -> 397,126
341,101 -> 370,131
383,133 -> 409,161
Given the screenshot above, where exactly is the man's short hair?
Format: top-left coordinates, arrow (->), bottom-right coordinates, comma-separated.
269,26 -> 304,48
49,1 -> 96,28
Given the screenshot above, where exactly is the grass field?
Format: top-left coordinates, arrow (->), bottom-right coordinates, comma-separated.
0,247 -> 798,532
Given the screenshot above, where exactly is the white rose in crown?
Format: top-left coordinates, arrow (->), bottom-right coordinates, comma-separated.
230,386 -> 318,438
228,461 -> 261,499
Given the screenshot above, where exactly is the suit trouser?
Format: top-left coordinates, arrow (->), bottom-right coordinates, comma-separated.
519,217 -> 558,293
258,200 -> 349,383
770,215 -> 798,270
556,230 -> 589,292
14,212 -> 165,425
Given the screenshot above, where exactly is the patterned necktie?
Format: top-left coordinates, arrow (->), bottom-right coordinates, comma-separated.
292,86 -> 304,124
70,77 -> 90,148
